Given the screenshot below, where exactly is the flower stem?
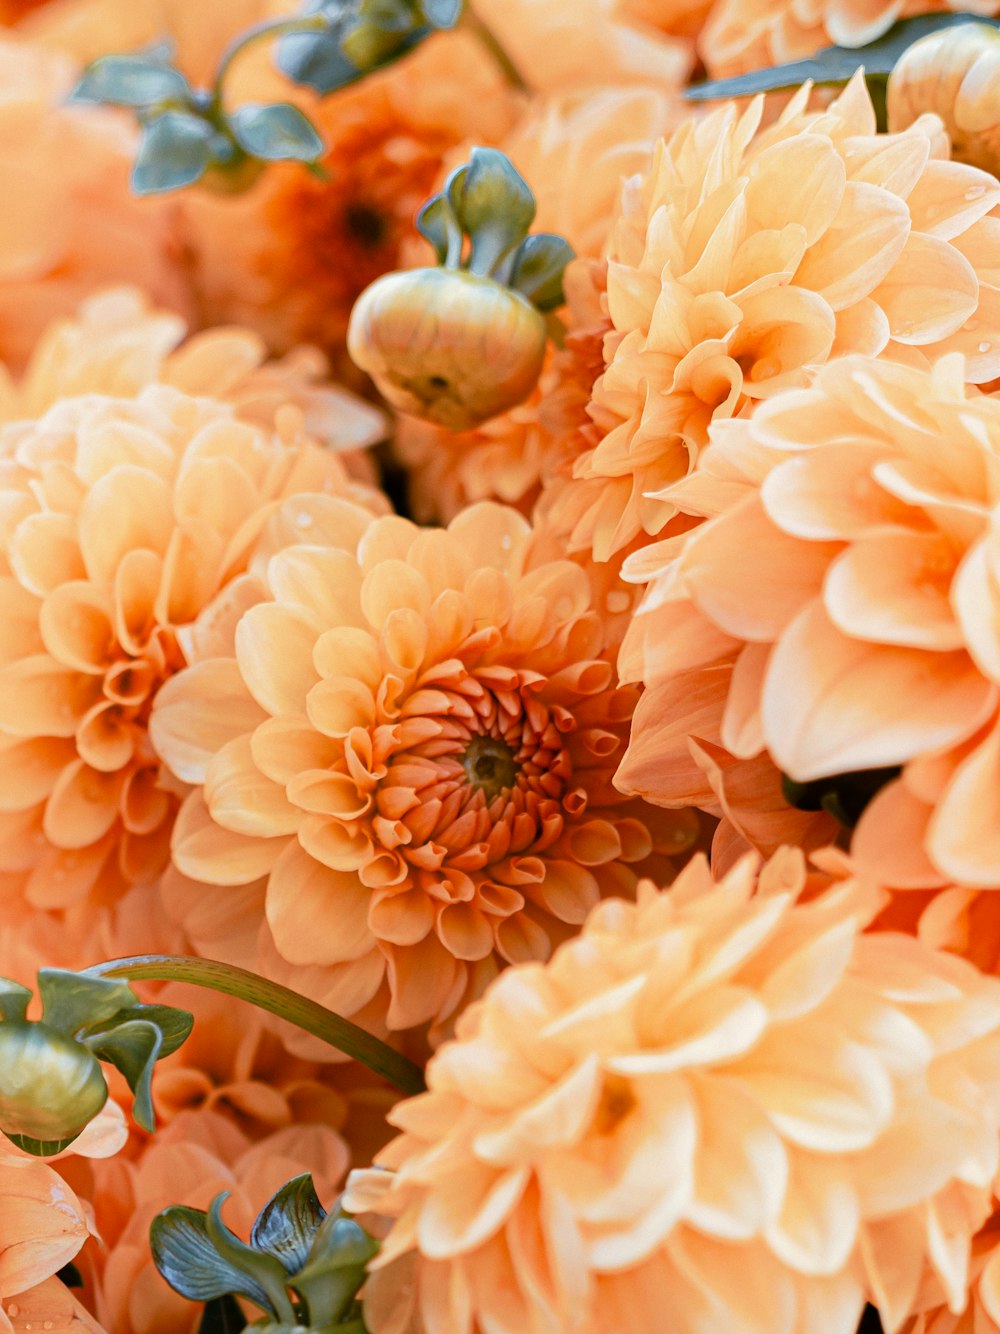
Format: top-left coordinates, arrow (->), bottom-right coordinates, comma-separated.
211,13 -> 328,114
83,955 -> 426,1097
460,9 -> 527,91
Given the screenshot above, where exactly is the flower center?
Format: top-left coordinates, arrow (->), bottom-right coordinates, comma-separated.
592,1074 -> 636,1136
461,735 -> 519,799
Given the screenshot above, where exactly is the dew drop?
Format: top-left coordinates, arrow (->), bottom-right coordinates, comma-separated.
965,184 -> 987,201
44,1323 -> 54,1330
979,341 -> 992,353
964,318 -> 979,332
500,534 -> 512,550
7,1306 -> 18,1319
295,510 -> 314,530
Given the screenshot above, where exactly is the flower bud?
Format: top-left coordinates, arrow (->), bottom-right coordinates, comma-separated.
0,1021 -> 108,1146
887,22 -> 1000,173
347,267 -> 548,430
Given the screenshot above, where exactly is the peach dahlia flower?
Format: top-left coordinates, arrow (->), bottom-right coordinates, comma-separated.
152,501 -> 699,1034
0,355 -> 383,919
0,35 -> 187,375
698,0 -> 1000,79
345,849 -> 1000,1334
618,351 -> 1000,894
550,72 -> 1000,560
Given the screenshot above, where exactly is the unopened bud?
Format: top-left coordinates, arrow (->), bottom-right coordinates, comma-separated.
347,267 -> 547,430
0,1022 -> 108,1148
888,23 -> 1000,173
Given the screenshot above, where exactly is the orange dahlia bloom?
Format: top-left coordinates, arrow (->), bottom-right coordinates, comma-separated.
179,29 -> 519,383
698,0 -> 1000,79
618,351 -> 1000,893
0,324 -> 385,919
346,849 -> 1000,1334
466,0 -> 693,92
152,501 -> 699,1034
550,72 -> 1000,560
0,35 -> 187,374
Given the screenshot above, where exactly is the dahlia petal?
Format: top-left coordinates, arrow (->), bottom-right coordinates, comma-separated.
0,577 -> 43,668
793,180 -> 909,311
267,547 -> 366,626
151,659 -> 268,784
266,840 -> 374,966
0,735 -> 74,811
313,626 -> 381,687
852,779 -> 945,889
0,654 -> 101,738
8,513 -> 85,597
437,903 -> 497,962
757,917 -> 857,1021
286,769 -> 370,820
614,669 -> 728,809
38,582 -> 114,674
729,286 -> 836,399
236,602 -> 321,716
760,444 -> 911,541
929,723 -> 1000,885
683,498 -> 837,641
369,887 -> 435,946
42,759 -> 123,849
473,1056 -> 602,1166
874,233 -> 979,344
385,934 -> 464,1030
205,735 -> 301,837
77,464 -> 173,585
824,530 -> 963,650
687,1077 -> 788,1241
905,160 -> 1000,241
0,1159 -> 87,1296
953,533 -> 1000,681
762,603 -> 996,782
745,134 -> 846,247
25,839 -> 109,910
608,989 -> 768,1074
113,547 -> 161,657
362,560 -> 432,630
527,860 -> 599,925
764,1152 -> 859,1276
156,522 -> 224,626
306,676 -> 377,737
733,1026 -> 894,1152
249,715 -> 344,784
172,790 -> 285,885
76,700 -> 135,773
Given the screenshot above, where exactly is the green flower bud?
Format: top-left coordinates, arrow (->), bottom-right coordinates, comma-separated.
347,267 -> 548,430
0,1021 -> 108,1147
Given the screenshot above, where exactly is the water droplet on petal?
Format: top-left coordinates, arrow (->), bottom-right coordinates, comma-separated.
965,185 -> 987,201
979,341 -> 992,353
295,511 -> 314,530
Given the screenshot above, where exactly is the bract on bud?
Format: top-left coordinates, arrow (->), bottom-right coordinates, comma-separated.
0,1022 -> 108,1149
888,22 -> 1000,173
347,267 -> 547,429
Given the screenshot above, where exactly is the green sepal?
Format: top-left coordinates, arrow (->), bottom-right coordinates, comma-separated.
230,103 -> 324,162
685,12 -> 1000,102
132,111 -> 215,193
0,979 -> 31,1023
251,1174 -> 327,1276
447,148 -> 536,277
37,970 -> 137,1038
151,1196 -> 295,1321
421,0 -> 462,27
82,1001 -> 192,1132
276,26 -> 360,95
5,1131 -> 88,1156
70,53 -> 191,108
508,233 -> 575,311
290,1211 -> 377,1328
416,193 -> 462,265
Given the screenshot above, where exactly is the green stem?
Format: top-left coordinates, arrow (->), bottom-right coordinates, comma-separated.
83,955 -> 426,1097
460,9 -> 527,92
211,13 -> 329,114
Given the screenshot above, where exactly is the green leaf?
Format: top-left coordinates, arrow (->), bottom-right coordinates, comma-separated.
150,1196 -> 296,1320
291,1212 -> 377,1328
251,1175 -> 326,1276
685,12 -> 1000,101
37,970 -> 136,1037
416,193 -> 462,264
132,111 -> 214,194
84,1018 -> 163,1131
447,148 -> 536,277
508,233 -> 575,311
198,1295 -> 248,1334
5,1131 -> 86,1156
70,53 -> 191,108
276,26 -> 360,93
0,979 -> 31,1024
421,0 -> 463,27
230,103 -> 324,162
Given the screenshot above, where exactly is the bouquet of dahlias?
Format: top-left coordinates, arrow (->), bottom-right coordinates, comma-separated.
11,3 -> 1000,1333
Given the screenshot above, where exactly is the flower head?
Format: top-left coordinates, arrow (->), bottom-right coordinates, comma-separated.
552,73 -> 1000,560
617,351 -> 1000,893
0,35 -> 187,374
0,303 -> 385,920
152,501 -> 699,1034
346,849 -> 1000,1334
